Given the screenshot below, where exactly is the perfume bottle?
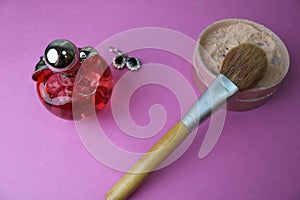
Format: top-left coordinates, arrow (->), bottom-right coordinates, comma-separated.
32,40 -> 114,120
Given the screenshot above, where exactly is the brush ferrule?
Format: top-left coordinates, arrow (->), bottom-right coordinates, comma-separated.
181,74 -> 239,131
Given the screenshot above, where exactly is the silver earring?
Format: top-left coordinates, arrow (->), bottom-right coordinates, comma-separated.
109,47 -> 141,71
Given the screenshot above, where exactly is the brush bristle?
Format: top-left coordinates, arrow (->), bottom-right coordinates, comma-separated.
220,43 -> 268,91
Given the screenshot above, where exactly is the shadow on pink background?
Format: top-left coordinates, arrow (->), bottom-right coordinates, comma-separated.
0,0 -> 299,199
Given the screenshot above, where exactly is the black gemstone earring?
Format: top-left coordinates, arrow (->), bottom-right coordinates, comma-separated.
109,47 -> 141,71
113,55 -> 126,69
126,56 -> 141,71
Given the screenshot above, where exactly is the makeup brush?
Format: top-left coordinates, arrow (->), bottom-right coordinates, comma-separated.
105,43 -> 268,200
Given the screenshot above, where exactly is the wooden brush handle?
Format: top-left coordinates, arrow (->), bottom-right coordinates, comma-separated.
105,121 -> 190,200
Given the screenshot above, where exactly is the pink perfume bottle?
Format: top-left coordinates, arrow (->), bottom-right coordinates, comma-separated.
32,40 -> 114,120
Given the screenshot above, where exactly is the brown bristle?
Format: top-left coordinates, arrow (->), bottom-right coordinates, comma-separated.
220,43 -> 268,91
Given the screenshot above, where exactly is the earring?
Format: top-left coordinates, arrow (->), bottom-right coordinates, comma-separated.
109,47 -> 141,71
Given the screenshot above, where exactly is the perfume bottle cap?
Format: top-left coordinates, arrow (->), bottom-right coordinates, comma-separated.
44,39 -> 79,73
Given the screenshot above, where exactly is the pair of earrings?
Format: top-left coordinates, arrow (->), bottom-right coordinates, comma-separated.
110,47 -> 141,71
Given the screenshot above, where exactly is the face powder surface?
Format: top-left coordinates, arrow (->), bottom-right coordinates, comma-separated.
199,21 -> 284,89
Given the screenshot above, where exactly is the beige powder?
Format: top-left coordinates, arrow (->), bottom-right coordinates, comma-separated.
199,21 -> 285,88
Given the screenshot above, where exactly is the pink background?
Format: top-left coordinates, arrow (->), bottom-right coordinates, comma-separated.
1,0 -> 300,199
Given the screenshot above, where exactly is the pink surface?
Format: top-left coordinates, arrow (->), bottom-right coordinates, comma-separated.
1,0 -> 300,200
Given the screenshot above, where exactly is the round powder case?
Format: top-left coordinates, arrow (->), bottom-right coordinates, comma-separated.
193,18 -> 290,111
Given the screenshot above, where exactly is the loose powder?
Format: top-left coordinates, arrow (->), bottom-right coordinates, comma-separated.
199,21 -> 285,88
